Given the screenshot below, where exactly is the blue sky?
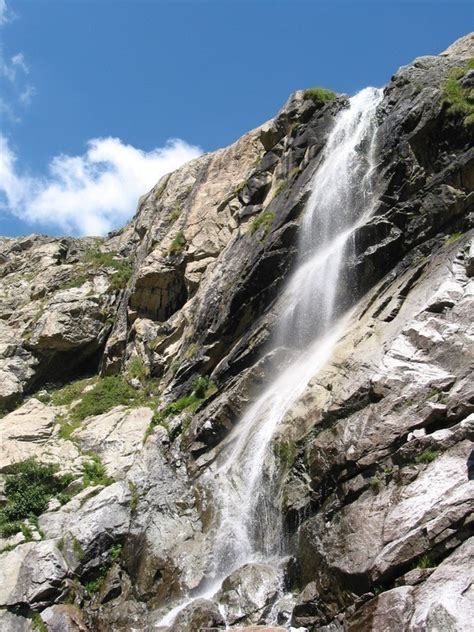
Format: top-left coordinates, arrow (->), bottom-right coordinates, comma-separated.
1,0 -> 472,237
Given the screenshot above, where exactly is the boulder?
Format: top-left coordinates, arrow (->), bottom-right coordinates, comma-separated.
170,598 -> 225,632
216,563 -> 282,625
39,482 -> 131,575
0,610 -> 33,631
0,540 -> 69,609
40,604 -> 88,632
0,398 -> 83,473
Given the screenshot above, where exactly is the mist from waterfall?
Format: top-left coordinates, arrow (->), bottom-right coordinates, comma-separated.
157,87 -> 383,627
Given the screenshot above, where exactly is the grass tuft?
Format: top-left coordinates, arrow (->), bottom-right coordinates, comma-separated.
127,356 -> 149,382
442,59 -> 474,128
416,553 -> 435,569
250,211 -> 275,236
169,230 -> 186,255
144,375 -> 217,441
82,454 -> 114,487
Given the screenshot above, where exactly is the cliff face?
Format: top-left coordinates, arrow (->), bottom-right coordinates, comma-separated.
0,34 -> 473,632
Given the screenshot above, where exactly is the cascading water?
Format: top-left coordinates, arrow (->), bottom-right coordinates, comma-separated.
157,86 -> 383,628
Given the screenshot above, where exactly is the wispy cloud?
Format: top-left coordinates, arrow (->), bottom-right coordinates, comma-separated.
0,135 -> 202,235
0,0 -> 11,26
19,85 -> 35,105
0,2 -> 35,119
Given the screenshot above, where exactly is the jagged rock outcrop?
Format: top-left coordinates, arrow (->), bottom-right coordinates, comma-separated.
0,33 -> 473,632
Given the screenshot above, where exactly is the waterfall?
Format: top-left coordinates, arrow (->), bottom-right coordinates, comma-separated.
157,86 -> 383,627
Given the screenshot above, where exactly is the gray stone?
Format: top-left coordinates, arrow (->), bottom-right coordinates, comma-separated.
170,598 -> 225,632
40,604 -> 88,632
0,540 -> 69,609
0,610 -> 33,632
216,562 -> 282,625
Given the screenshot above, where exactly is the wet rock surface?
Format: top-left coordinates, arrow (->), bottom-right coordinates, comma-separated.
0,34 -> 473,632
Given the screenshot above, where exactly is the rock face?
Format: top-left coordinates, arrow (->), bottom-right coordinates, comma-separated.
0,34 -> 473,632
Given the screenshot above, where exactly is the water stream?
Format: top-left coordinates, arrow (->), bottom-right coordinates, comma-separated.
157,86 -> 383,628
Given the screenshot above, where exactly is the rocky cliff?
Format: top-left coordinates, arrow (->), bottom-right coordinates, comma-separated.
0,33 -> 473,632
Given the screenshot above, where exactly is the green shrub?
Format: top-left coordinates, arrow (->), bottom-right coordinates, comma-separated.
82,454 -> 114,487
0,520 -> 23,538
169,230 -> 186,255
191,375 -> 216,399
415,449 -> 439,464
109,543 -> 122,562
250,211 -> 275,235
0,460 -> 74,536
71,376 -> 137,421
442,60 -> 474,128
85,572 -> 106,595
82,542 -> 122,595
303,86 -> 337,106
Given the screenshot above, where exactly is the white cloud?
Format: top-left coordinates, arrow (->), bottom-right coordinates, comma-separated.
19,85 -> 35,104
0,134 -> 202,235
0,0 -> 11,26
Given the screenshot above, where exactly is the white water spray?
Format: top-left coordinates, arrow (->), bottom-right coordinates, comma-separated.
157,87 -> 383,627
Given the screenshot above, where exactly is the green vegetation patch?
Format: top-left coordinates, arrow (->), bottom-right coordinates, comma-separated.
415,448 -> 439,464
31,613 -> 48,632
445,231 -> 463,245
72,535 -> 85,560
83,542 -> 123,595
416,552 -> 435,569
145,375 -> 217,441
303,86 -> 337,107
155,174 -> 170,200
60,245 -> 132,292
170,205 -> 182,222
184,342 -> 200,361
442,59 -> 474,128
128,481 -> 139,514
169,230 -> 186,255
127,356 -> 150,382
70,376 -> 139,422
82,454 -> 114,487
369,475 -> 383,492
273,440 -> 297,468
250,211 -> 275,236
0,459 -> 74,538
50,377 -> 95,407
